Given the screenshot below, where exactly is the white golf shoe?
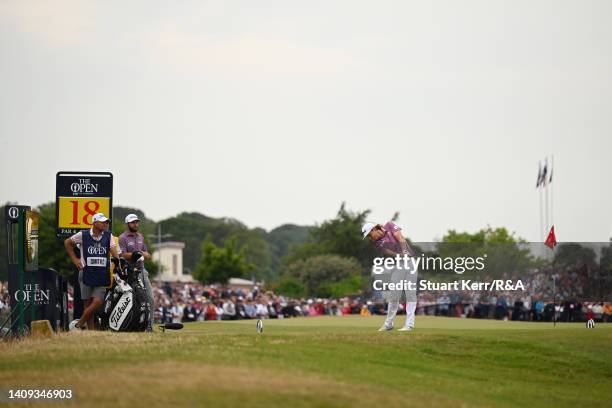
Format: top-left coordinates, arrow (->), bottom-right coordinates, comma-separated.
378,323 -> 393,332
398,326 -> 414,332
69,319 -> 83,331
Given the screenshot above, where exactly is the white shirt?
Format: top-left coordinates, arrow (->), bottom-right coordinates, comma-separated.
256,303 -> 268,317
223,301 -> 236,316
171,305 -> 183,323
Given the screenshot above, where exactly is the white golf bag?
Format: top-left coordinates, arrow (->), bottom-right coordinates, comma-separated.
100,257 -> 150,332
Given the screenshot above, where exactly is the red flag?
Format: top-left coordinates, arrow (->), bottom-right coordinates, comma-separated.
545,226 -> 557,249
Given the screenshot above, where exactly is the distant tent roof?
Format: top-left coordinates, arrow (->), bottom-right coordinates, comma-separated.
228,278 -> 262,286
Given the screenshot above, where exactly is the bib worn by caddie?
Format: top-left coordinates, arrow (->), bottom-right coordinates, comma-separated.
82,229 -> 111,287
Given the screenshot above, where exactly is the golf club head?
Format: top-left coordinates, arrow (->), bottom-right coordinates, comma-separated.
159,323 -> 184,332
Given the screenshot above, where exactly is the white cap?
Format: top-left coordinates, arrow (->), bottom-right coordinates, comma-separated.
92,213 -> 109,223
361,222 -> 376,239
125,213 -> 140,224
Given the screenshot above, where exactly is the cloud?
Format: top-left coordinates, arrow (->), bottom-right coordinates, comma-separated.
142,24 -> 353,76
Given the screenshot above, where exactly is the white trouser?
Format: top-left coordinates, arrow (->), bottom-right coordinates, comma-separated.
382,265 -> 417,328
385,301 -> 416,328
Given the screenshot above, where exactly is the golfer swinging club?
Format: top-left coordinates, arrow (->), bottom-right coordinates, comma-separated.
362,221 -> 417,332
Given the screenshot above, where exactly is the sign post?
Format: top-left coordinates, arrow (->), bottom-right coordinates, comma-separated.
55,172 -> 113,237
55,172 -> 113,329
3,202 -> 72,338
2,207 -> 46,337
4,205 -> 29,336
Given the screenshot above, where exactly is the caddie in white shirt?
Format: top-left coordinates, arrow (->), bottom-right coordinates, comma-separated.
64,213 -> 120,331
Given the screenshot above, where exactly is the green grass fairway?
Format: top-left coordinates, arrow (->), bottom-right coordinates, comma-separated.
1,316 -> 611,407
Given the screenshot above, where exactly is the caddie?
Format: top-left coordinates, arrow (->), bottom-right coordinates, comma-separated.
64,212 -> 120,330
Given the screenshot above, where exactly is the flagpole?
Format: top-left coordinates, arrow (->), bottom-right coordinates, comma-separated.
550,154 -> 554,229
538,160 -> 544,243
539,186 -> 544,242
544,176 -> 549,252
544,167 -> 550,231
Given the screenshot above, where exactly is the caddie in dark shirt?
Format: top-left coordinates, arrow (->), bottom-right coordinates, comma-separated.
64,212 -> 120,331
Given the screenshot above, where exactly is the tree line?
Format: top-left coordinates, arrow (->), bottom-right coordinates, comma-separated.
1,201 -> 610,299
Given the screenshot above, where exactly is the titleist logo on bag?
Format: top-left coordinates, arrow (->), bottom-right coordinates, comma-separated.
109,293 -> 133,330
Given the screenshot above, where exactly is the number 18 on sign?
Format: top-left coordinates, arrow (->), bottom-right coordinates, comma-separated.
55,172 -> 113,236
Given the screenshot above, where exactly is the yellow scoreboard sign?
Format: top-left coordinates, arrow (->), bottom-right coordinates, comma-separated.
56,172 -> 113,236
57,197 -> 111,229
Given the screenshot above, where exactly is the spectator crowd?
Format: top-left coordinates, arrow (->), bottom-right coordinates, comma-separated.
0,281 -> 10,323
150,280 -> 384,323
146,266 -> 611,324
1,263 -> 610,326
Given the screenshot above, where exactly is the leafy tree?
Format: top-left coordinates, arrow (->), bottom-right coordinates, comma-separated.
311,203 -> 376,268
601,240 -> 612,271
2,202 -> 312,283
282,203 -> 380,272
159,212 -> 247,276
230,228 -> 274,282
159,212 -> 310,282
273,275 -> 307,298
266,224 -> 311,269
280,242 -> 327,269
442,227 -> 523,245
193,238 -> 254,284
436,226 -> 534,277
111,206 -> 157,238
281,254 -> 362,297
554,243 -> 596,268
597,241 -> 612,300
320,275 -> 363,298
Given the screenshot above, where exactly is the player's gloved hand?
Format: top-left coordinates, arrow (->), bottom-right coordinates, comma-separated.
131,251 -> 145,264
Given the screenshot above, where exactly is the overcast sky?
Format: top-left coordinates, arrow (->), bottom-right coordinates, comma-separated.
0,1 -> 610,242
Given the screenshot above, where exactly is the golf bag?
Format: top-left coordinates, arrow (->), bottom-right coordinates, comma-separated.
99,254 -> 150,332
